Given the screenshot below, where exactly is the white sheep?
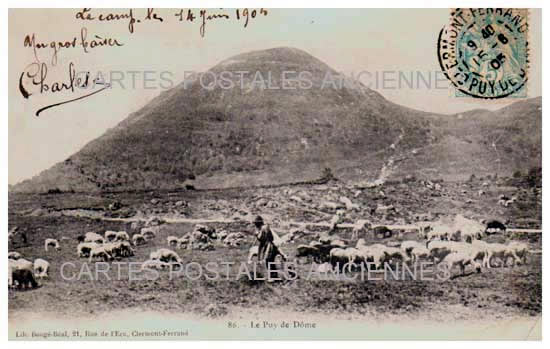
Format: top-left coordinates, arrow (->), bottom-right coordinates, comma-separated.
429,240 -> 487,267
77,242 -> 99,258
351,219 -> 371,240
426,223 -> 451,241
400,241 -> 425,260
354,244 -> 387,269
114,231 -> 130,242
44,238 -> 60,251
416,221 -> 433,239
441,251 -> 482,277
9,258 -> 37,288
329,247 -> 359,270
141,227 -> 157,240
132,233 -> 146,246
8,251 -> 22,260
410,245 -> 430,262
89,245 -> 113,262
10,258 -> 33,272
167,236 -> 179,246
33,258 -> 50,278
382,247 -> 407,264
508,241 -> 529,265
111,241 -> 134,257
84,232 -> 104,244
150,248 -> 182,264
485,242 -> 521,268
329,210 -> 345,232
104,230 -> 117,241
141,259 -> 171,271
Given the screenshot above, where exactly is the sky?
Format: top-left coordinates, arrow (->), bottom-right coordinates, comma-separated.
8,8 -> 542,184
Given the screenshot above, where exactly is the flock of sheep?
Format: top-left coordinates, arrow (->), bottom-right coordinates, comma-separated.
7,210 -> 532,290
8,223 -> 163,289
7,220 -> 274,289
292,214 -> 530,277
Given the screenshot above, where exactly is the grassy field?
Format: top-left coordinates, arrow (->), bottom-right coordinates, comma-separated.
8,178 -> 542,322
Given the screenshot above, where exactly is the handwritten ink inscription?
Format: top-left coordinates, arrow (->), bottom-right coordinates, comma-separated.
18,8 -> 269,116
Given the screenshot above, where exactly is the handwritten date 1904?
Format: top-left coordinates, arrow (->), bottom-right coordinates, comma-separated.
175,8 -> 268,37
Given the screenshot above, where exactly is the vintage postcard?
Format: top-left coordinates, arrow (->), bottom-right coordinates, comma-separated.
7,7 -> 542,340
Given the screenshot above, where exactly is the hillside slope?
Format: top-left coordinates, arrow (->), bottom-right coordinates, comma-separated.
12,48 -> 541,192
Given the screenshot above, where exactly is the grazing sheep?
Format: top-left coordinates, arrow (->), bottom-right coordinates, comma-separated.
104,241 -> 135,258
167,236 -> 179,246
426,240 -> 456,263
10,258 -> 34,272
400,241 -> 425,260
453,215 -> 485,242
351,219 -> 371,240
89,245 -> 113,263
485,220 -> 507,235
77,242 -> 99,258
33,258 -> 50,278
195,225 -> 217,239
329,247 -> 359,270
104,230 -> 118,242
44,238 -> 60,252
295,245 -> 321,263
410,245 -> 430,262
114,231 -> 130,242
328,210 -> 345,233
8,251 -> 22,260
132,233 -> 146,246
428,240 -> 488,267
508,241 -> 529,265
222,232 -> 246,247
141,227 -> 157,240
84,232 -> 104,244
102,242 -> 121,258
485,242 -> 522,268
441,251 -> 482,277
119,241 -> 135,257
140,259 -> 171,271
217,230 -> 229,240
382,247 -> 406,264
416,221 -> 433,239
354,244 -> 386,269
150,248 -> 182,264
426,223 -> 450,241
9,258 -> 37,289
176,236 -> 190,249
10,268 -> 38,289
373,226 -> 393,239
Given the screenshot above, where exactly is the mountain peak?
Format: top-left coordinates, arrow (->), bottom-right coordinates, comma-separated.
11,48 -> 541,192
212,47 -> 333,73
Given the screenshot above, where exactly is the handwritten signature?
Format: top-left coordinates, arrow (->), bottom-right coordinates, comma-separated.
19,62 -> 110,116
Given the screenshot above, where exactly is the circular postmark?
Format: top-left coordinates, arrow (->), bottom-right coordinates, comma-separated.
438,8 -> 529,99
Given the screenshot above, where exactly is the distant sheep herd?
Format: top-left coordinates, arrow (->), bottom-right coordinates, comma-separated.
7,212 -> 532,290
